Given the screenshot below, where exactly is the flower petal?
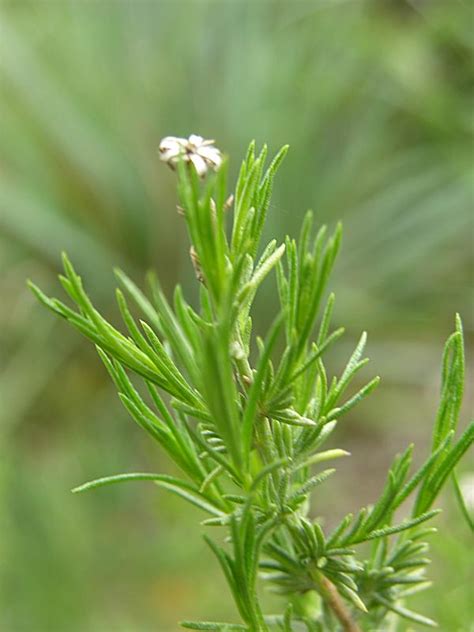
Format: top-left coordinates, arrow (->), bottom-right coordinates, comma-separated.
161,135 -> 186,146
159,147 -> 181,162
198,146 -> 222,168
189,153 -> 208,177
188,134 -> 204,147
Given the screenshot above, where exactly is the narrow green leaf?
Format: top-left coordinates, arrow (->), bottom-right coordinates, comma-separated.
358,509 -> 441,543
417,421 -> 474,514
272,409 -> 317,428
432,317 -> 465,451
337,584 -> 367,613
241,315 -> 283,468
181,622 -> 248,631
326,514 -> 354,548
289,469 -> 335,500
154,480 -> 225,517
373,594 -> 437,627
294,449 -> 350,472
200,322 -> 243,470
317,293 -> 335,347
393,432 -> 453,511
325,331 -> 367,410
452,470 -> 474,532
250,457 -> 289,493
326,376 -> 380,422
239,243 -> 286,302
72,472 -> 176,493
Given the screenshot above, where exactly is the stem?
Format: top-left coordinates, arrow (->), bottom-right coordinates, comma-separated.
313,572 -> 362,632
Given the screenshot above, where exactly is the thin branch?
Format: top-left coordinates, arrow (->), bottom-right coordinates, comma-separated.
315,573 -> 362,632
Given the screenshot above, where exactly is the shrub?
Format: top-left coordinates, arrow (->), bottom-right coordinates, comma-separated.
30,138 -> 473,631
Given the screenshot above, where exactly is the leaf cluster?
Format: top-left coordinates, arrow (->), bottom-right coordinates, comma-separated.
30,142 -> 473,631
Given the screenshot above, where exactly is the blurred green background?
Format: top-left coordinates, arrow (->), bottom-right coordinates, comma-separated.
0,1 -> 473,630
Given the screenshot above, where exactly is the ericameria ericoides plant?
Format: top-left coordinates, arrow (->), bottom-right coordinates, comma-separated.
30,137 -> 473,631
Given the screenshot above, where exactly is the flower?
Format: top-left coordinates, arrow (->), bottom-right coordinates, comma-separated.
159,134 -> 223,177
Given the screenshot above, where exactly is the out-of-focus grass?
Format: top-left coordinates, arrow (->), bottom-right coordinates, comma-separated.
0,1 -> 472,630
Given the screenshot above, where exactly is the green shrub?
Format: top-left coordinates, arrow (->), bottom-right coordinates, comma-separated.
30,138 -> 473,631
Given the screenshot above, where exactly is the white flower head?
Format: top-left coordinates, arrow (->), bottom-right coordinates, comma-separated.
159,134 -> 223,177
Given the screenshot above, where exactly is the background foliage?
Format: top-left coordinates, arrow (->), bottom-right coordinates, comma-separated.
0,1 -> 472,630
